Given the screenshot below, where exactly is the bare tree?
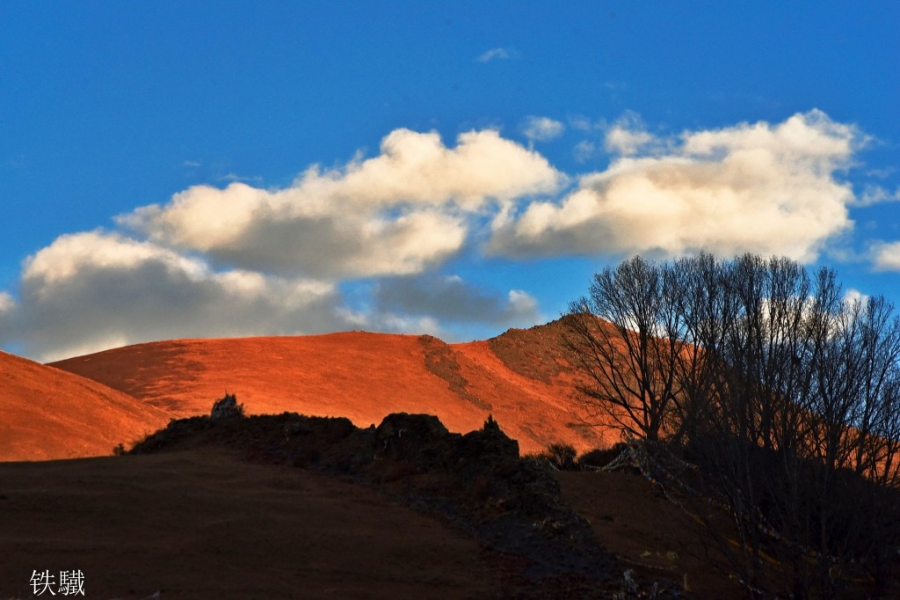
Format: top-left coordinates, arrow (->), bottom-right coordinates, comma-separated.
567,253 -> 900,598
564,256 -> 685,442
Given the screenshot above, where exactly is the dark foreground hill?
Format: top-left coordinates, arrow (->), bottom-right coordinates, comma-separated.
0,407 -> 707,599
0,449 -> 498,599
126,409 -> 655,599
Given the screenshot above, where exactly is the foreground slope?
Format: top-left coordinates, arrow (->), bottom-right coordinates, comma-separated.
52,321 -> 615,454
0,408 -> 756,599
0,350 -> 171,461
0,450 -> 500,600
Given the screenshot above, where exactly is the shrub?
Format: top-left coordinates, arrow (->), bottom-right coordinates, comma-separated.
210,393 -> 244,420
482,414 -> 500,432
542,443 -> 577,470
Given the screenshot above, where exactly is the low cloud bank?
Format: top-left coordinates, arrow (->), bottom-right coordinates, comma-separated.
1,112 -> 892,360
120,129 -> 562,278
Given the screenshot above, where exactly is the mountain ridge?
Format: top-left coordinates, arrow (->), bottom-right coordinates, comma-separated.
48,319 -> 615,456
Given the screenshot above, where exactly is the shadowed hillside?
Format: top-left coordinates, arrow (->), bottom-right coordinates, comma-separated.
0,350 -> 171,461
0,411 -> 688,599
0,449 -> 504,599
51,320 -> 617,454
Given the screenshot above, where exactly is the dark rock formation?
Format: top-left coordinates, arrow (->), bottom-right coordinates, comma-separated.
130,409 -> 683,598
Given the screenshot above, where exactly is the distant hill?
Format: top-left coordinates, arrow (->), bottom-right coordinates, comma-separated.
0,350 -> 171,461
51,319 -> 617,455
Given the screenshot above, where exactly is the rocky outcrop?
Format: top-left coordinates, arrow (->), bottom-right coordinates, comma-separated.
128,408 -> 645,597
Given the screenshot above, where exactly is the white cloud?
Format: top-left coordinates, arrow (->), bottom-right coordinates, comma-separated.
506,289 -> 540,321
0,291 -> 15,314
490,110 -> 862,263
573,141 -> 596,163
602,111 -> 657,156
843,288 -> 869,306
23,230 -> 205,287
854,185 -> 900,207
477,47 -> 512,63
2,114 -> 882,360
866,167 -> 895,180
219,172 -> 263,184
604,125 -> 654,156
872,241 -> 900,271
11,231 -> 347,361
121,128 -> 562,278
521,116 -> 565,142
0,128 -> 566,359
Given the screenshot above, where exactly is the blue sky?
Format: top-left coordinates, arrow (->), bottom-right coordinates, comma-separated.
1,2 -> 898,361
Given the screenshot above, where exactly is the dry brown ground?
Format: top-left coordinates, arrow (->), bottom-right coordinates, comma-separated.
0,449 -> 722,600
0,449 -> 502,600
0,351 -> 171,462
50,323 -> 619,456
6,439 -> 890,599
556,470 -> 745,600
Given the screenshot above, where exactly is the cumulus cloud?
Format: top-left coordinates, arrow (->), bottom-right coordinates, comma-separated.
490,110 -> 862,263
9,231 -> 348,361
872,241 -> 900,271
0,128 -> 565,359
843,288 -> 869,306
121,129 -> 562,278
373,274 -> 541,327
521,116 -> 565,143
2,113 -> 881,360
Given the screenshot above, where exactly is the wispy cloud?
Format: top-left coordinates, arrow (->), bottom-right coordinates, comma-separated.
572,140 -> 596,163
477,47 -> 515,63
866,167 -> 895,180
520,116 -> 565,143
853,185 -> 900,207
218,172 -> 264,185
568,116 -> 597,132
